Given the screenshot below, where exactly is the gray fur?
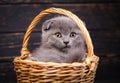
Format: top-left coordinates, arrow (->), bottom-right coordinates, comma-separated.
26,16 -> 87,63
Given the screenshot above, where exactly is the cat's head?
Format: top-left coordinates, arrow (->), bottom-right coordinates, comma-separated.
41,16 -> 86,52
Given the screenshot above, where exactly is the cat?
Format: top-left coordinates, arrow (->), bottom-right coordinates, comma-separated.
26,16 -> 87,63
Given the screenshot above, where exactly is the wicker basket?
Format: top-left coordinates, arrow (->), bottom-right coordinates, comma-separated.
14,7 -> 99,83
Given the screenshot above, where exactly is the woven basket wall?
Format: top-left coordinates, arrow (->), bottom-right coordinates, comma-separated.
14,7 -> 99,83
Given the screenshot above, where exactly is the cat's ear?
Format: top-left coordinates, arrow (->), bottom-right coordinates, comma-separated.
42,20 -> 53,31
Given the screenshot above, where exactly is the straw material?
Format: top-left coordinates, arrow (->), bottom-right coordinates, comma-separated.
14,7 -> 99,83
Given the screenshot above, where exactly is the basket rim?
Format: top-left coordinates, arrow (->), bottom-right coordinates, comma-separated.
14,54 -> 99,71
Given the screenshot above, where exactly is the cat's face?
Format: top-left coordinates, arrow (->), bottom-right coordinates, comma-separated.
41,16 -> 85,52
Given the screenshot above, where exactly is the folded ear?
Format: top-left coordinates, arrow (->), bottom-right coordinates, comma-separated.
42,20 -> 53,31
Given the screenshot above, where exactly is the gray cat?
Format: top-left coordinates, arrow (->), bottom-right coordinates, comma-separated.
27,16 -> 87,63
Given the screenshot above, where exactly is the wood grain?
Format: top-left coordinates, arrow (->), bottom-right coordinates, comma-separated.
0,4 -> 119,32
0,0 -> 119,4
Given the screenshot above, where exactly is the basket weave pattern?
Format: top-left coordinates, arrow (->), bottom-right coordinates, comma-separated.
14,7 -> 99,83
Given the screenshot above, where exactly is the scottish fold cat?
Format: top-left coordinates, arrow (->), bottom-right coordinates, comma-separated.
27,16 -> 87,63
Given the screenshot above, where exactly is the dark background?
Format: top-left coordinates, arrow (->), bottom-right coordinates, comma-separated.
0,0 -> 120,83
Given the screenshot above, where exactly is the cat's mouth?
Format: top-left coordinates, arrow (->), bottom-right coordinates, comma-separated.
61,45 -> 71,52
63,45 -> 70,49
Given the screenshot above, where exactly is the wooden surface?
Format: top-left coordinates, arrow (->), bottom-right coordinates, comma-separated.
0,1 -> 120,83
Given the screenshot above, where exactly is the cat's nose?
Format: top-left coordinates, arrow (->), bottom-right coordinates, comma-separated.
63,41 -> 69,45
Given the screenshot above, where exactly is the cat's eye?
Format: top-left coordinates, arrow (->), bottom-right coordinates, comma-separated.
70,32 -> 76,38
55,33 -> 62,38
